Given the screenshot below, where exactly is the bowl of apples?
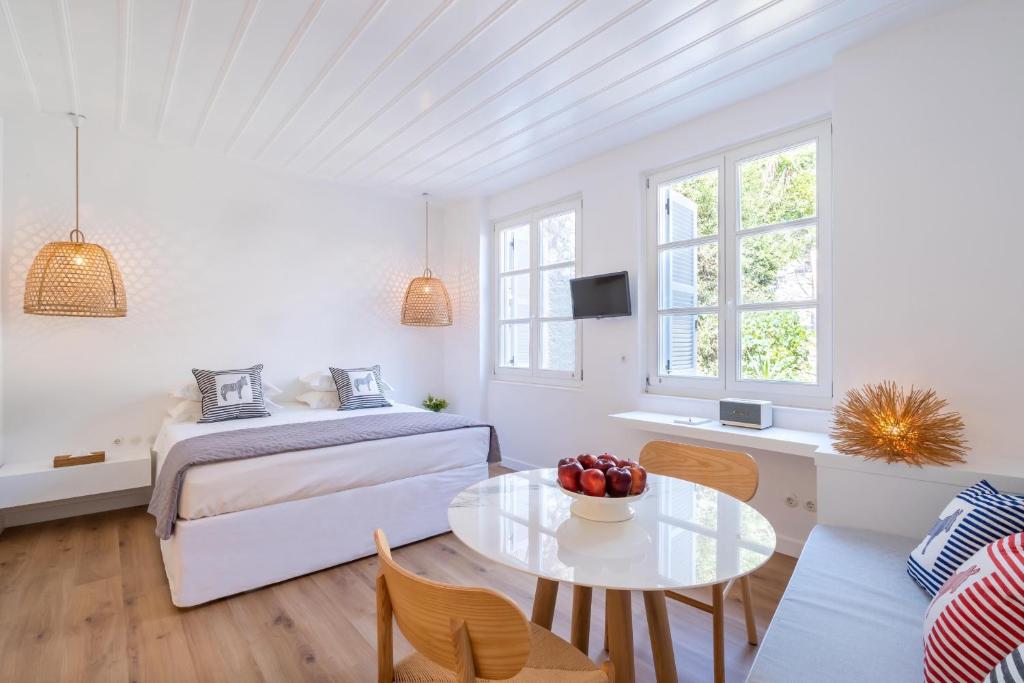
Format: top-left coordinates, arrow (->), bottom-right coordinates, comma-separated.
556,453 -> 649,523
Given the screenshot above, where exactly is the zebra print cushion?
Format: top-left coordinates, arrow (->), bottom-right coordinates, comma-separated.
908,480 -> 1024,595
192,364 -> 271,423
989,645 -> 1024,683
329,365 -> 391,411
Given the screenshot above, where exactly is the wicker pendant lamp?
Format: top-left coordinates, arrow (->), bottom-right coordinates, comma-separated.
24,114 -> 127,318
401,193 -> 452,326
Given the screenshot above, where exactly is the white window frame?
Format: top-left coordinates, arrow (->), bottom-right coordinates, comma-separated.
493,196 -> 582,386
644,120 -> 832,407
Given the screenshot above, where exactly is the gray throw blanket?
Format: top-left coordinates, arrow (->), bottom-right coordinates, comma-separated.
148,412 -> 500,539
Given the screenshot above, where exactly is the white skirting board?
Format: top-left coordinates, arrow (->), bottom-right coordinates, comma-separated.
160,461 -> 489,607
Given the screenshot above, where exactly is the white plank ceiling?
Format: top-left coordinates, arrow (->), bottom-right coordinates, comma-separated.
0,0 -> 952,198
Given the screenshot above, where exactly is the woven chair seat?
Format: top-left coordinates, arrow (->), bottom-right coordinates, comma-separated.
394,623 -> 608,682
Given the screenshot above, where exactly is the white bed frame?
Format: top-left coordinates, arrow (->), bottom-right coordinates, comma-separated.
160,461 -> 488,607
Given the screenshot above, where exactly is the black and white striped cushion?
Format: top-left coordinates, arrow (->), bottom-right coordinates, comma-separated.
989,644 -> 1024,682
192,364 -> 270,423
329,365 -> 391,410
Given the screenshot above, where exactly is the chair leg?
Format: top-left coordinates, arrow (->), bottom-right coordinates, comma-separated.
739,575 -> 758,646
712,583 -> 725,683
532,577 -> 559,630
571,585 -> 593,654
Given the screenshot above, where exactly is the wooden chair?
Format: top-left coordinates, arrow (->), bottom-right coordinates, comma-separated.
375,529 -> 614,683
639,440 -> 761,683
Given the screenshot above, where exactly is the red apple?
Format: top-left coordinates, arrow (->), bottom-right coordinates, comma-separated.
626,464 -> 647,495
557,461 -> 584,492
580,468 -> 606,497
592,458 -> 616,474
619,458 -> 639,468
606,467 -> 633,498
600,453 -> 622,466
557,456 -> 578,468
577,454 -> 598,469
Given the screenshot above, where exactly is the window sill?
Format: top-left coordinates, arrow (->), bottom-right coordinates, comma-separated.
490,378 -> 583,392
609,410 -> 1024,485
610,410 -> 830,459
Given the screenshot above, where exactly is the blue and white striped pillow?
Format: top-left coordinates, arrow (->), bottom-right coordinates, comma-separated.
908,480 -> 1024,595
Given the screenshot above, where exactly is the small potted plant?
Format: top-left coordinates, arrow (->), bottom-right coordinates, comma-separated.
422,394 -> 448,413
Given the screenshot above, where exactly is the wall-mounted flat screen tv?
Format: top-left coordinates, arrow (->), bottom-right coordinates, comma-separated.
569,271 -> 631,319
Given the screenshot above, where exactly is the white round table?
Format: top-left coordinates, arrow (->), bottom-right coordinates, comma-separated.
447,468 -> 777,683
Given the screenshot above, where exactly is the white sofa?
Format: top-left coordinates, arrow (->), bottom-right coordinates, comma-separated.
747,525 -> 928,682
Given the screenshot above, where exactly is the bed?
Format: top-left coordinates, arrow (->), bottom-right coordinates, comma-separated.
152,403 -> 492,607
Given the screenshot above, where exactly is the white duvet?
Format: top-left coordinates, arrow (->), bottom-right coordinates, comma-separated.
153,403 -> 491,521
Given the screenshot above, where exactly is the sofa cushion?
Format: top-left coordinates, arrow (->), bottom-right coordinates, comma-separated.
908,480 -> 1024,596
747,525 -> 929,683
924,533 -> 1024,683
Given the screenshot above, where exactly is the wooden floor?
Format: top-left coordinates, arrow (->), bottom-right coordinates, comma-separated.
0,504 -> 795,683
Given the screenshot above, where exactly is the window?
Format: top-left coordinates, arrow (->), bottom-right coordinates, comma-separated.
646,121 -> 832,405
494,197 -> 581,383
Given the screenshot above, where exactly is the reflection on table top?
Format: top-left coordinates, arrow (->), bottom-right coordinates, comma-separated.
448,468 -> 777,591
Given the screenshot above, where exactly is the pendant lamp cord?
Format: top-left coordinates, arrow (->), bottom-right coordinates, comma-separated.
70,114 -> 85,244
423,193 -> 431,277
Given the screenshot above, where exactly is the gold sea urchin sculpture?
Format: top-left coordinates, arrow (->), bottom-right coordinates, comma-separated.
831,381 -> 967,466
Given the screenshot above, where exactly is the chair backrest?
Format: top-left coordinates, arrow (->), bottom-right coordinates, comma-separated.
375,529 -> 531,680
639,440 -> 759,502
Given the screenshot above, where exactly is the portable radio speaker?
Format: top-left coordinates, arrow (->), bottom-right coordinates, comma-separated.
719,398 -> 773,429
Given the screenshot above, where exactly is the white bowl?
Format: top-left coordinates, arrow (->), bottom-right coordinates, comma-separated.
558,485 -> 650,523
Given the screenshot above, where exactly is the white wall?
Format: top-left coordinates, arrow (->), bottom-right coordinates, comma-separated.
441,0 -> 1024,552
832,0 -> 1024,477
1,110 -> 446,462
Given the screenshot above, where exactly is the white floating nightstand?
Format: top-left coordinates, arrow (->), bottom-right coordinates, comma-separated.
0,448 -> 152,510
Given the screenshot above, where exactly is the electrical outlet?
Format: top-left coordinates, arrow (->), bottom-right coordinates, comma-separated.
112,437 -> 123,446
805,500 -> 817,513
785,494 -> 799,508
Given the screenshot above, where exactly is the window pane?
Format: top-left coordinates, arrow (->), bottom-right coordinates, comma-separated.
658,313 -> 718,378
499,224 -> 530,272
740,226 -> 816,304
740,308 -> 816,383
660,170 -> 718,243
739,141 -> 816,229
541,266 -> 573,318
499,273 -> 529,320
540,321 -> 575,372
658,243 -> 717,309
539,211 -> 574,265
498,323 -> 530,368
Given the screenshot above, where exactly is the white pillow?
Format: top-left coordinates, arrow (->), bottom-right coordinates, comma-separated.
300,371 -> 336,392
171,379 -> 282,402
296,391 -> 340,410
300,370 -> 395,393
170,383 -> 202,402
167,399 -> 201,422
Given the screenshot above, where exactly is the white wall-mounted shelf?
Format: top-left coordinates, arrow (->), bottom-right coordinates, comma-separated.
0,449 -> 152,509
610,410 -> 1024,541
609,411 -> 832,458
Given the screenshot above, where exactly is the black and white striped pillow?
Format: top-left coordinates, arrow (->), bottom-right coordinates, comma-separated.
192,364 -> 271,423
329,365 -> 391,410
988,644 -> 1024,682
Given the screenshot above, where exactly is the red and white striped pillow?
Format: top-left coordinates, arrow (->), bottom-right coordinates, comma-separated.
924,532 -> 1024,682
